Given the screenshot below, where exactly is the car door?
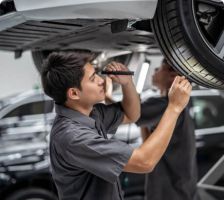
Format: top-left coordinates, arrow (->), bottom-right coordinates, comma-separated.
191,91 -> 224,179
0,98 -> 54,142
192,92 -> 224,148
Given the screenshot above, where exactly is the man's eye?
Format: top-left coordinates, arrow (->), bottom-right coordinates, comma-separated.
91,76 -> 95,81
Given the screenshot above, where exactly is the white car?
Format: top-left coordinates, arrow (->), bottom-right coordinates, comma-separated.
0,0 -> 223,88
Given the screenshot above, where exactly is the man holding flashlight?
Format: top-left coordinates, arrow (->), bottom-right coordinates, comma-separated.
41,51 -> 192,200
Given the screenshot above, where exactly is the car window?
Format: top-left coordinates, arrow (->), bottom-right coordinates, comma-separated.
3,100 -> 54,118
192,96 -> 224,129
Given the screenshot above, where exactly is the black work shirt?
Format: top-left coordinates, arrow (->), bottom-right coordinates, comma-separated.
50,103 -> 133,200
136,97 -> 198,200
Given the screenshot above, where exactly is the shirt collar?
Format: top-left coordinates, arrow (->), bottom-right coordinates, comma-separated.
55,104 -> 96,129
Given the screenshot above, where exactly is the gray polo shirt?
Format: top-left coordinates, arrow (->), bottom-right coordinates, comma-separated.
50,103 -> 134,200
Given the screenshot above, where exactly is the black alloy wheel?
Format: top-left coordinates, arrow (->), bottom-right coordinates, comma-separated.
152,0 -> 224,89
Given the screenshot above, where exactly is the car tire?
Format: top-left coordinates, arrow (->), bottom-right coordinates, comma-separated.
5,188 -> 57,200
151,0 -> 224,89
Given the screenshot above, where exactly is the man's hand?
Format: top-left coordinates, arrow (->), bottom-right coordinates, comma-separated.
104,62 -> 140,124
105,62 -> 132,86
168,76 -> 192,114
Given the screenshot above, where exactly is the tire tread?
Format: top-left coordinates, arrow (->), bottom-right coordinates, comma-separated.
151,0 -> 224,89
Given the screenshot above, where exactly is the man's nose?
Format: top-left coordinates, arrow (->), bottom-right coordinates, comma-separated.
98,75 -> 105,85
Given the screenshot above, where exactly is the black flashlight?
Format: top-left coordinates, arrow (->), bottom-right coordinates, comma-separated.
101,71 -> 134,76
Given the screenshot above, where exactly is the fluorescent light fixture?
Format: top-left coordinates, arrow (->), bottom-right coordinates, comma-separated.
136,62 -> 150,93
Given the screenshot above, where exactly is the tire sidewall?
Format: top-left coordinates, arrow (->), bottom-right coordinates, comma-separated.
6,188 -> 57,200
178,0 -> 224,78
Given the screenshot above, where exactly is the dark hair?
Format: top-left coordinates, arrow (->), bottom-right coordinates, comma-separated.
161,58 -> 175,72
41,51 -> 94,105
162,58 -> 169,65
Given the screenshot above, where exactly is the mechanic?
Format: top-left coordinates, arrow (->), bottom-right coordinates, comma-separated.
136,59 -> 199,200
41,51 -> 192,200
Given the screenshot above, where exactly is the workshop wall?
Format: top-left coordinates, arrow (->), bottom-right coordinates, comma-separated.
0,51 -> 40,99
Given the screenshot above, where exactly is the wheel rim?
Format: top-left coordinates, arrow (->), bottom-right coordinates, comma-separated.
193,0 -> 224,60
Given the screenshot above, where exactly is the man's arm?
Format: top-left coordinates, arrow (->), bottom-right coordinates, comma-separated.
121,80 -> 140,124
105,62 -> 140,124
123,76 -> 192,173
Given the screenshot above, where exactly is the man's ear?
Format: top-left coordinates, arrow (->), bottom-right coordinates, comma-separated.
67,88 -> 80,100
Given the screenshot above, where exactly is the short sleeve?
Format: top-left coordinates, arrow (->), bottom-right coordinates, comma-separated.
58,127 -> 133,184
94,103 -> 124,134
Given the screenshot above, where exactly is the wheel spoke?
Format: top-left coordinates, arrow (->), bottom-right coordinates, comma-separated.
219,47 -> 224,58
196,0 -> 224,9
218,44 -> 224,58
215,30 -> 224,58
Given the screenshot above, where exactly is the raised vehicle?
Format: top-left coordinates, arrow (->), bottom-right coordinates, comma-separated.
0,0 -> 223,88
